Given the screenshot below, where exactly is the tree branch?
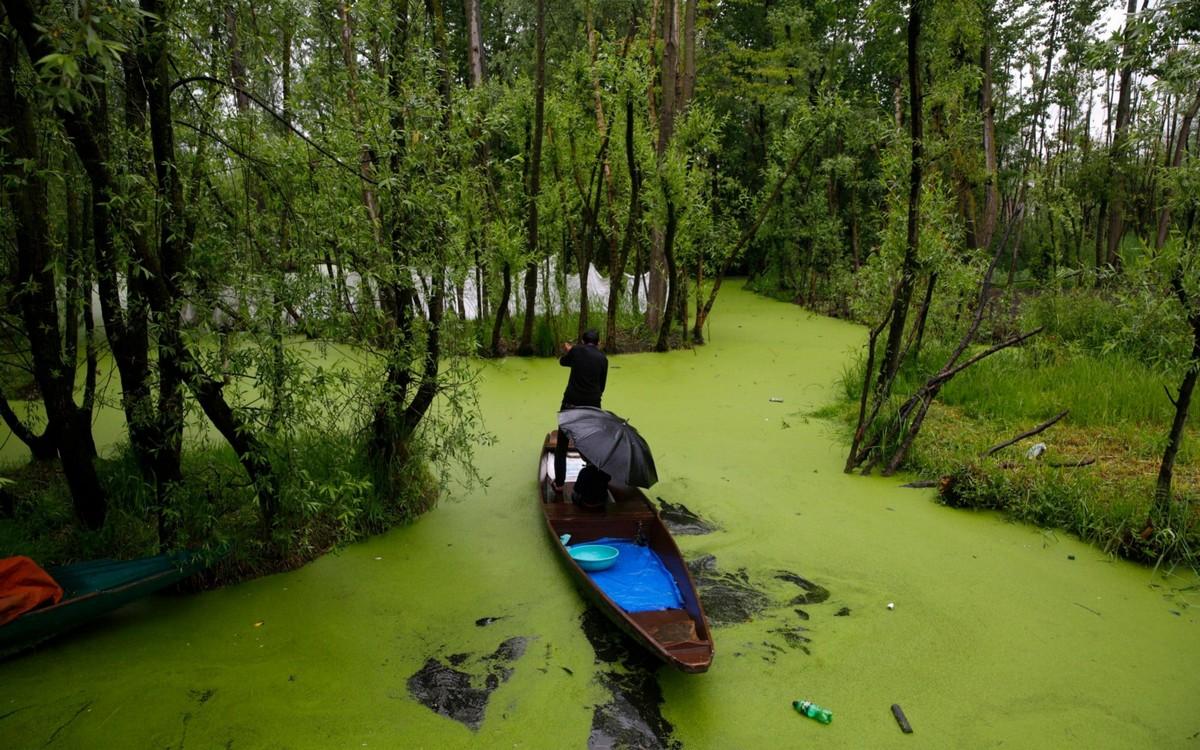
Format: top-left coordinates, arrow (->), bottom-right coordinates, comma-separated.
982,410 -> 1069,458
170,75 -> 377,185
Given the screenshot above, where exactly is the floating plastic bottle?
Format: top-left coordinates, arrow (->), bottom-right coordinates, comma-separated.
793,700 -> 833,724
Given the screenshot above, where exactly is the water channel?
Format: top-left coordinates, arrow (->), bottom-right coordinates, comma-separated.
2,284 -> 1197,748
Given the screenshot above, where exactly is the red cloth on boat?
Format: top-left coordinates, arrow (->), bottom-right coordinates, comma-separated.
0,556 -> 64,626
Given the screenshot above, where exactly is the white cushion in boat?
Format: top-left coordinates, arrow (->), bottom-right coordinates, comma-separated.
542,452 -> 584,483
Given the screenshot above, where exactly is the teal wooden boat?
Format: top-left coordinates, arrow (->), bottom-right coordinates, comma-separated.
0,550 -> 214,658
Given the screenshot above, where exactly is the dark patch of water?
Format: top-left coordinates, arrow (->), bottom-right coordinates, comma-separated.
589,672 -> 681,750
687,554 -> 770,626
406,635 -> 529,731
489,636 -> 528,663
579,608 -> 679,750
655,497 -> 717,535
580,606 -> 636,667
688,554 -> 834,662
475,616 -> 506,627
834,607 -> 851,617
769,624 -> 812,654
407,658 -> 490,730
775,571 -> 830,605
188,688 -> 215,704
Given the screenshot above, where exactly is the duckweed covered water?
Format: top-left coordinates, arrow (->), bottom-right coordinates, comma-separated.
2,283 -> 1198,748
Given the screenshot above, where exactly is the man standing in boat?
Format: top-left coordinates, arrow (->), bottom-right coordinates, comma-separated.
554,329 -> 608,493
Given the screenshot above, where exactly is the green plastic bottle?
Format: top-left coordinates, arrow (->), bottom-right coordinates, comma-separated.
793,700 -> 833,724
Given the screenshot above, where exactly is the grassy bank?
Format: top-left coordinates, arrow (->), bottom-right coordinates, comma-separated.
820,323 -> 1200,570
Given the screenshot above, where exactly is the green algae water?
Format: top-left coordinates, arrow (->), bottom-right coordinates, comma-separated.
2,283 -> 1198,748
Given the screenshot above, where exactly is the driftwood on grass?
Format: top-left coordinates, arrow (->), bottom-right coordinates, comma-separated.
981,410 -> 1069,458
1048,458 -> 1096,468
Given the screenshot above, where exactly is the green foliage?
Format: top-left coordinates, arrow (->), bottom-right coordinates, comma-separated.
1024,257 -> 1194,376
1,429 -> 440,578
532,316 -> 557,357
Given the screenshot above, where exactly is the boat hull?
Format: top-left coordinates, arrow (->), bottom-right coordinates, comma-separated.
1,550 -> 212,658
539,432 -> 713,673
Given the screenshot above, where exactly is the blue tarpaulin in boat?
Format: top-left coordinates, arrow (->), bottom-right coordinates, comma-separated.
582,538 -> 684,613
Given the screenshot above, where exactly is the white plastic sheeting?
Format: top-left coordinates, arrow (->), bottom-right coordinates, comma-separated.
90,258 -> 647,328
417,257 -> 648,321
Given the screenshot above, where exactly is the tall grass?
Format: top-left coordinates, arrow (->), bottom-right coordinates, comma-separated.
832,329 -> 1198,569
842,339 -> 1176,429
938,343 -> 1175,428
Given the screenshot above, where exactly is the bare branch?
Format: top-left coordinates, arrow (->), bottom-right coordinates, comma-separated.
982,409 -> 1069,458
170,75 -> 377,185
1048,458 -> 1096,468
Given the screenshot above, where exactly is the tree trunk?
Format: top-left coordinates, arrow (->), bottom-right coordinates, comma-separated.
336,0 -> 382,239
5,0 -> 166,498
1155,267 -> 1200,513
1155,87 -> 1200,249
1155,266 -> 1200,512
492,262 -> 512,356
1105,0 -> 1139,267
141,0 -> 279,525
680,0 -> 697,114
646,0 -> 677,334
655,190 -> 678,352
877,0 -> 925,391
464,0 -> 486,87
979,22 -> 999,250
518,0 -> 546,355
606,97 -> 642,351
0,34 -> 107,527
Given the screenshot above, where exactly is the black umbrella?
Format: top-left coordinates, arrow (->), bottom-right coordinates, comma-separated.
557,407 -> 658,488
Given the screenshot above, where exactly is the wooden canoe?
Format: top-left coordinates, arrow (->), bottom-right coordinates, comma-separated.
0,550 -> 215,659
539,431 -> 713,673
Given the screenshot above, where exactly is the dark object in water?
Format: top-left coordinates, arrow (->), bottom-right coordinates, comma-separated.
655,497 -> 717,536
686,555 -> 770,626
407,636 -> 528,731
834,606 -> 851,617
776,571 -> 830,605
891,703 -> 913,733
1,549 -> 216,658
539,431 -> 713,673
901,480 -> 938,488
590,672 -> 682,750
475,616 -> 505,627
579,608 -> 680,750
406,658 -> 489,730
